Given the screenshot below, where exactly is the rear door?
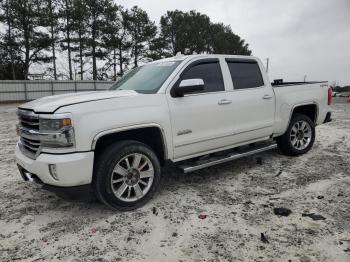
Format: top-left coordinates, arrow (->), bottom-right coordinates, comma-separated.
167,58 -> 235,160
224,58 -> 275,142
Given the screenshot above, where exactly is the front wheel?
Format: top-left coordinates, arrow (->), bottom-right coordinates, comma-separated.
276,114 -> 315,156
93,140 -> 161,211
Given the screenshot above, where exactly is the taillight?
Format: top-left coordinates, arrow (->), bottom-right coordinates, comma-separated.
328,87 -> 333,105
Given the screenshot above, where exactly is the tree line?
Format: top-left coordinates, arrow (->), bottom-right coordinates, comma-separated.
0,0 -> 252,80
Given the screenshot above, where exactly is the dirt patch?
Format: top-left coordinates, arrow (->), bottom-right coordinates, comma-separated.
0,102 -> 349,261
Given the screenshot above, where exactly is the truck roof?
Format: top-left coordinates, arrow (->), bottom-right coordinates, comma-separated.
151,54 -> 259,64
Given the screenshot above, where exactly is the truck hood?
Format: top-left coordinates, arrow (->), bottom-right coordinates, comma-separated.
19,90 -> 138,113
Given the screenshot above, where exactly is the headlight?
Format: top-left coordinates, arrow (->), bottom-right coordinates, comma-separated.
39,114 -> 75,148
39,118 -> 72,132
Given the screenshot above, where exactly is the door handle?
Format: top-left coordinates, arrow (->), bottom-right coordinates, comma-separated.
262,94 -> 273,100
218,99 -> 232,105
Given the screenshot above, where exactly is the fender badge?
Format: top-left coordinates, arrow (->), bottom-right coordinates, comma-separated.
177,129 -> 192,136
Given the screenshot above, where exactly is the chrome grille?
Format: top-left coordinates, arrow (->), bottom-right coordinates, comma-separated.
18,110 -> 39,130
17,109 -> 41,159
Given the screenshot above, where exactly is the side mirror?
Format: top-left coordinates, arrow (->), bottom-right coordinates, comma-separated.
174,79 -> 204,97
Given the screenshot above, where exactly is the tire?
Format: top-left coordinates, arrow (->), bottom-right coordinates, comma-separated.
93,140 -> 161,211
276,114 -> 315,156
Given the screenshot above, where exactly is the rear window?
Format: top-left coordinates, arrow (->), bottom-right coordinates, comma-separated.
226,59 -> 264,90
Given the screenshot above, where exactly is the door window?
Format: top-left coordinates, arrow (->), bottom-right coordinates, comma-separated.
180,61 -> 225,94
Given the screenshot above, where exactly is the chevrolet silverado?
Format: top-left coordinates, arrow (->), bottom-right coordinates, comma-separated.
15,54 -> 333,210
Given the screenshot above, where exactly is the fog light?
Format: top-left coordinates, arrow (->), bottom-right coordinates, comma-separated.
48,164 -> 59,180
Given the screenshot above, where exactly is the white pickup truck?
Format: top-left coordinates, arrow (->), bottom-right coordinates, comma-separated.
15,54 -> 332,210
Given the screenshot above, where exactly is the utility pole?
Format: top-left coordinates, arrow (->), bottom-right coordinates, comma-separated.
304,75 -> 307,82
265,58 -> 269,73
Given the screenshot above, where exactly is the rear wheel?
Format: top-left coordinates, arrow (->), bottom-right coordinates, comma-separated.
276,114 -> 315,156
93,140 -> 161,211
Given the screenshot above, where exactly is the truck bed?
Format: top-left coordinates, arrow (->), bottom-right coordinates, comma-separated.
272,81 -> 330,136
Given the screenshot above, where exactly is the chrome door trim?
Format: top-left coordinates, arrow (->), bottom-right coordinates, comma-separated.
218,99 -> 232,105
174,125 -> 272,148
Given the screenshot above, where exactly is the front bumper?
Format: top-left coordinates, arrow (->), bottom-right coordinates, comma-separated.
15,144 -> 94,187
17,164 -> 94,199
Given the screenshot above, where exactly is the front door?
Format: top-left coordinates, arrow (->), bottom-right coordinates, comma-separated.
167,58 -> 235,160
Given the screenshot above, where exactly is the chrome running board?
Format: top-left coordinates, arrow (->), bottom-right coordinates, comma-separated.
177,143 -> 277,173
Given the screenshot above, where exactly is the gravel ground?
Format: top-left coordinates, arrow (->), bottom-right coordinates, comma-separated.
0,101 -> 349,262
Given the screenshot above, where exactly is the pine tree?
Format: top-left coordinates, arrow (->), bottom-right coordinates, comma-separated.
208,23 -> 251,55
127,6 -> 157,68
0,0 -> 18,79
183,11 -> 211,54
159,10 -> 252,57
159,10 -> 186,56
147,36 -> 170,61
71,0 -> 88,80
44,0 -> 61,79
0,0 -> 24,80
160,10 -> 211,55
101,2 -> 120,80
59,0 -> 74,79
4,0 -> 52,79
116,8 -> 132,76
0,2 -> 253,80
85,0 -> 108,80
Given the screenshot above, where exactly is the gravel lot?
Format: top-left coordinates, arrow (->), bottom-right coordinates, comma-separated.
0,101 -> 349,262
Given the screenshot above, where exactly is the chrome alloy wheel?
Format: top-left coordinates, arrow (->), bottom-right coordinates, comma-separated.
110,153 -> 154,202
290,120 -> 312,150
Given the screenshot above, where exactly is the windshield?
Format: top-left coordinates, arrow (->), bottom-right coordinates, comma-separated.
110,61 -> 181,93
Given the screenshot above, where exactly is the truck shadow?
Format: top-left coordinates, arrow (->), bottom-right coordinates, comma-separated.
46,149 -> 283,212
160,150 -> 281,189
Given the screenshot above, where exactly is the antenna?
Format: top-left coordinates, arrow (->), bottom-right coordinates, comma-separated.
265,58 -> 269,73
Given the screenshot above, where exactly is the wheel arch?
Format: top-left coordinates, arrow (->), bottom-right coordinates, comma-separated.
289,102 -> 319,125
274,102 -> 319,138
92,124 -> 168,165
